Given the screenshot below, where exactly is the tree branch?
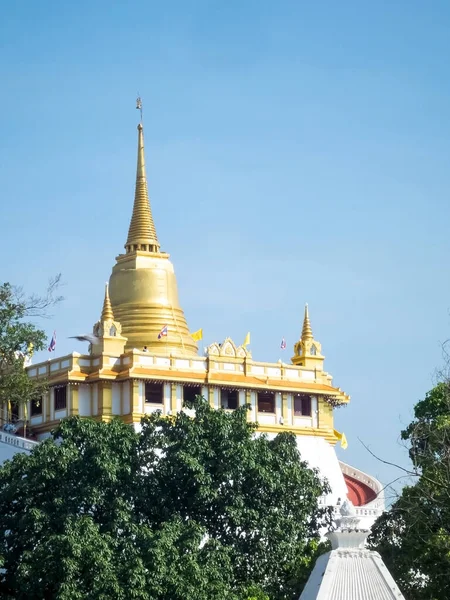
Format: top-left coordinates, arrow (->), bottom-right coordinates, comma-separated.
14,274 -> 64,319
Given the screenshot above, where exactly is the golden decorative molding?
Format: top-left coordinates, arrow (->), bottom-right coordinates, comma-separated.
206,338 -> 251,359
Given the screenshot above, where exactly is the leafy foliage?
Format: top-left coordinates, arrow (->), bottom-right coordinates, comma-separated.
0,396 -> 329,599
368,382 -> 450,600
0,278 -> 62,411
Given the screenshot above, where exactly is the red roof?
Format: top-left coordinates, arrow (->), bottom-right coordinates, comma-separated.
344,473 -> 377,506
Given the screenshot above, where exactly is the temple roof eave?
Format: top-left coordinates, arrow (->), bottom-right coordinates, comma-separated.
39,366 -> 349,401
26,352 -> 349,402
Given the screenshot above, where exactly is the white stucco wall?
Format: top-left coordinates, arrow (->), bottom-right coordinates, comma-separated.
0,432 -> 38,466
263,433 -> 348,506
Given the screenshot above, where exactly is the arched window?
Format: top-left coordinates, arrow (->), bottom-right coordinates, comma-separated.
310,344 -> 317,356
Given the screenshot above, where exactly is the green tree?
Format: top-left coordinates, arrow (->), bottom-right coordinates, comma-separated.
368,382 -> 450,600
0,277 -> 62,417
0,397 -> 329,600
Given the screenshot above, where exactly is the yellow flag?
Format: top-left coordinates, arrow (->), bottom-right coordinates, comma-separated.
27,343 -> 34,357
243,332 -> 251,347
333,429 -> 348,450
190,328 -> 203,342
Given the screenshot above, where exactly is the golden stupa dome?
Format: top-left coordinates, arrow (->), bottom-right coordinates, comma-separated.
108,121 -> 198,356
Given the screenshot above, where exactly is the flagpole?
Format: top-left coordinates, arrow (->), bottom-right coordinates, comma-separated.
170,305 -> 186,355
279,337 -> 287,363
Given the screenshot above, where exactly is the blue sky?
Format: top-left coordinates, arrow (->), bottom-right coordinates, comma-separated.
2,0 -> 450,495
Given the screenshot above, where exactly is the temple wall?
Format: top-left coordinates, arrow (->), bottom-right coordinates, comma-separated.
123,383 -> 130,414
78,384 -> 90,416
112,383 -> 121,415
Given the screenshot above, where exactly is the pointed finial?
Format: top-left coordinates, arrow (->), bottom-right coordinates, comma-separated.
101,283 -> 114,322
301,303 -> 313,341
125,118 -> 160,253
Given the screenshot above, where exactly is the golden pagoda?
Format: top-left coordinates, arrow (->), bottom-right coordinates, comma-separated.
11,112 -> 385,523
20,115 -> 351,439
109,123 -> 198,356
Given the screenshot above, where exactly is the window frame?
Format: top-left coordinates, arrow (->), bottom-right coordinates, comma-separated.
220,388 -> 238,410
144,382 -> 164,404
183,385 -> 202,404
257,391 -> 275,414
10,402 -> 19,422
30,397 -> 43,416
54,386 -> 67,411
293,394 -> 312,417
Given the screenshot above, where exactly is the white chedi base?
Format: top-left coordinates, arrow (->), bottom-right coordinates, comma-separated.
300,546 -> 406,600
295,436 -> 349,506
299,501 -> 405,600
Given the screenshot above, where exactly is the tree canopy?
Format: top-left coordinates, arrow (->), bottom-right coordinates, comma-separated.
0,396 -> 329,600
368,381 -> 450,600
0,277 -> 62,413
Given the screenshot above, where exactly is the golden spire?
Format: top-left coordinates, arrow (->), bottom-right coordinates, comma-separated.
125,121 -> 160,253
301,303 -> 313,341
291,303 -> 323,368
109,112 -> 198,356
101,283 -> 114,321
